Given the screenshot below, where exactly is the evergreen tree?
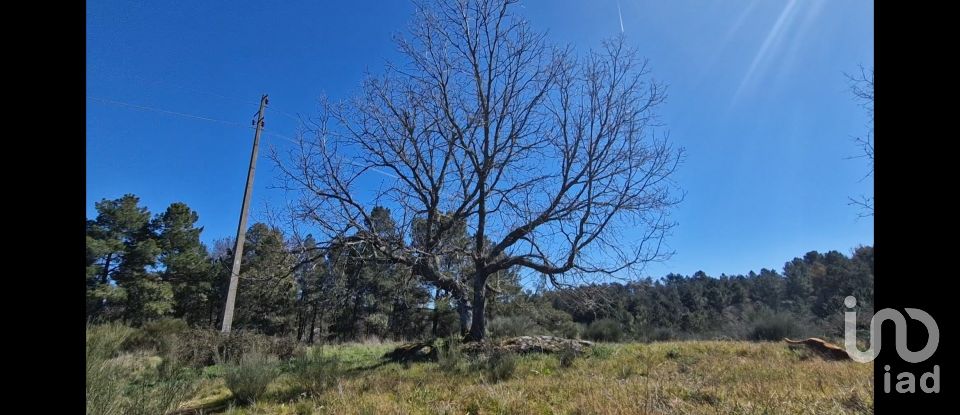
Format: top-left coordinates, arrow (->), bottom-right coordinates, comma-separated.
154,202 -> 215,326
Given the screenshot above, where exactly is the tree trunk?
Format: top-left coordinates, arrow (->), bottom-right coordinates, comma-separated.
295,303 -> 304,342
100,253 -> 113,285
308,302 -> 319,344
207,298 -> 216,328
457,298 -> 471,338
351,292 -> 363,337
431,291 -> 441,337
467,273 -> 488,341
89,252 -> 115,318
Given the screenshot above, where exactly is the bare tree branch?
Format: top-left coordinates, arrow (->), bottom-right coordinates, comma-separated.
846,65 -> 873,216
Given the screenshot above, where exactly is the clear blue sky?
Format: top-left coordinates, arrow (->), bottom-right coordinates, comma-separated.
86,0 -> 874,279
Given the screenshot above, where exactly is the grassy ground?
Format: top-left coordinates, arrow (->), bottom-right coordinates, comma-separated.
177,341 -> 873,415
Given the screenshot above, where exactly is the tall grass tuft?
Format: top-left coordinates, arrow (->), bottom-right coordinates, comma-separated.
482,350 -> 517,383
224,351 -> 280,404
437,337 -> 465,373
292,349 -> 343,397
86,323 -> 198,415
557,342 -> 579,368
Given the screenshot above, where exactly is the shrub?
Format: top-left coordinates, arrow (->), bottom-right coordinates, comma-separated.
86,323 -> 198,415
749,313 -> 801,341
553,320 -> 581,339
292,350 -> 342,396
363,313 -> 390,338
788,345 -> 814,361
482,350 -> 517,383
488,316 -> 544,339
583,318 -> 624,342
557,343 -> 578,368
121,369 -> 198,415
294,401 -> 315,415
589,344 -> 613,359
431,302 -> 461,338
88,362 -> 197,415
124,318 -> 190,352
170,329 -> 301,368
647,327 -> 677,342
268,335 -> 301,361
87,323 -> 135,415
224,351 -> 280,404
532,307 -> 580,338
87,323 -> 137,361
437,337 -> 464,373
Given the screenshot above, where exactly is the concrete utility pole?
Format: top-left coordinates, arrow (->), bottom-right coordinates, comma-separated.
221,94 -> 268,333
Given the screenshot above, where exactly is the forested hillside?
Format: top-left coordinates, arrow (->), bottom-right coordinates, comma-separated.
87,194 -> 872,343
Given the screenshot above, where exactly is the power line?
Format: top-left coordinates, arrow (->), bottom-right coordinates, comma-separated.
87,96 -> 246,127
101,70 -> 263,107
88,95 -> 308,146
96,70 -> 308,125
88,95 -> 400,181
261,128 -> 301,144
266,106 -> 303,123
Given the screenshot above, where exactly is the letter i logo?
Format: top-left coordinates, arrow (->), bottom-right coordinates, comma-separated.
844,296 -> 939,363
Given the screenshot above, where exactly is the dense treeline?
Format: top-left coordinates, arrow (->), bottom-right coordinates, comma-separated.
532,246 -> 873,341
87,194 -> 872,343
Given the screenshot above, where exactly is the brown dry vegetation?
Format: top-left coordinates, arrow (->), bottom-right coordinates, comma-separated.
176,341 -> 872,415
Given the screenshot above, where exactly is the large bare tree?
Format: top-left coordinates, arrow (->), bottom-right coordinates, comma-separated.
274,0 -> 683,341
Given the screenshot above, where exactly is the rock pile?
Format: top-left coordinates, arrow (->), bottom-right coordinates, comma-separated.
384,335 -> 594,362
461,335 -> 593,355
383,341 -> 437,362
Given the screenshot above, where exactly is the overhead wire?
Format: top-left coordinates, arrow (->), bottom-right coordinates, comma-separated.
88,95 -> 400,181
87,96 -> 248,127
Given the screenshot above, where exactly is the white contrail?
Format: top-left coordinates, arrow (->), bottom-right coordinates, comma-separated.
617,0 -> 624,33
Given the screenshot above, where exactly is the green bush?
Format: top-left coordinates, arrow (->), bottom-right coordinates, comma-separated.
268,335 -> 301,361
488,316 -> 544,339
551,319 -> 581,339
294,401 -> 315,415
87,323 -> 135,415
583,318 -> 624,342
749,313 -> 801,341
170,329 -> 302,368
224,351 -> 280,404
482,350 -> 517,383
86,323 -> 198,415
437,337 -> 464,373
531,306 -> 580,338
87,323 -> 137,361
431,301 -> 461,338
124,318 -> 190,352
647,327 -> 677,342
120,369 -> 198,415
363,313 -> 390,338
166,328 -> 219,367
292,350 -> 342,396
557,343 -> 578,368
589,344 -> 613,359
